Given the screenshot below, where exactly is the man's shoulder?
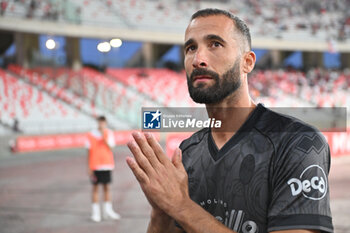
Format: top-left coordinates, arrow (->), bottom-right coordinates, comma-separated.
256,106 -> 329,161
179,128 -> 209,153
256,106 -> 326,142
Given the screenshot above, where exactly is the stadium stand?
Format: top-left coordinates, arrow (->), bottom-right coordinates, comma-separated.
5,64 -> 166,129
2,0 -> 349,42
107,68 -> 199,107
6,65 -> 138,131
29,66 -> 159,126
0,68 -> 96,134
5,63 -> 348,114
249,68 -> 350,107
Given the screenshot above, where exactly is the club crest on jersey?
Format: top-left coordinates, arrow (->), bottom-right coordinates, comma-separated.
287,165 -> 327,200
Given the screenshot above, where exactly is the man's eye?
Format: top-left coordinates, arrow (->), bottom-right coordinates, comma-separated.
186,45 -> 196,52
212,41 -> 222,47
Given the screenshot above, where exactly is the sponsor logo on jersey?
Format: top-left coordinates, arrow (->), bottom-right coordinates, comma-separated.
200,199 -> 258,233
287,165 -> 327,200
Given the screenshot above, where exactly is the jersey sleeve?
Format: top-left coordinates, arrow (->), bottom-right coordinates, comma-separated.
267,130 -> 333,233
107,130 -> 115,148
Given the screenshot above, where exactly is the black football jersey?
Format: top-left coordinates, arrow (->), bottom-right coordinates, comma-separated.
179,103 -> 333,233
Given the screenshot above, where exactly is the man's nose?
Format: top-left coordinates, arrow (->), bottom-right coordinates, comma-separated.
192,48 -> 208,68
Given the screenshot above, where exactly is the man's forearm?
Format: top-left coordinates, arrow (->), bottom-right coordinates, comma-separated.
172,199 -> 236,233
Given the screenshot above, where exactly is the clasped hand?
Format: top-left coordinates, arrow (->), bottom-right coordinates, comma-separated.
126,132 -> 189,217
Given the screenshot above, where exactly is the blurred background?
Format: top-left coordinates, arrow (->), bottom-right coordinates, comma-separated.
0,0 -> 349,232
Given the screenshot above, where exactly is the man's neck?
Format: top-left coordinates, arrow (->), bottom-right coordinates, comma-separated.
206,88 -> 256,150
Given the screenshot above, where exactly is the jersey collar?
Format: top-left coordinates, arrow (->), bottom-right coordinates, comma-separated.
208,103 -> 266,161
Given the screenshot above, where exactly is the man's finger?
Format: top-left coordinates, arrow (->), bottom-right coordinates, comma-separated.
172,148 -> 186,172
171,148 -> 181,168
126,156 -> 150,184
132,132 -> 162,169
127,140 -> 155,176
144,132 -> 170,165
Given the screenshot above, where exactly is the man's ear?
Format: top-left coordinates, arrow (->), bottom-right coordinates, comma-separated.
242,51 -> 256,74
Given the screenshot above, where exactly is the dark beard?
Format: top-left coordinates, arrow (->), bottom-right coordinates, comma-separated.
187,59 -> 241,104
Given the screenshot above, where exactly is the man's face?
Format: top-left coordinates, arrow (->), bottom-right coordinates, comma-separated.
184,15 -> 242,104
98,121 -> 107,131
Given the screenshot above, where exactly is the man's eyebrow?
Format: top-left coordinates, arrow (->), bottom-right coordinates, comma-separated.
183,34 -> 226,49
205,34 -> 226,44
184,38 -> 195,49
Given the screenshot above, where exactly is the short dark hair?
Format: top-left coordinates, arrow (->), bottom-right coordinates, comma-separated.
191,8 -> 251,51
97,115 -> 107,122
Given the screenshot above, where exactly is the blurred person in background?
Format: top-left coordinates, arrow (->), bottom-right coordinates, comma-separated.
86,116 -> 120,222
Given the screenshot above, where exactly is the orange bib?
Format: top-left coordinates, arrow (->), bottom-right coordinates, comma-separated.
87,130 -> 115,170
